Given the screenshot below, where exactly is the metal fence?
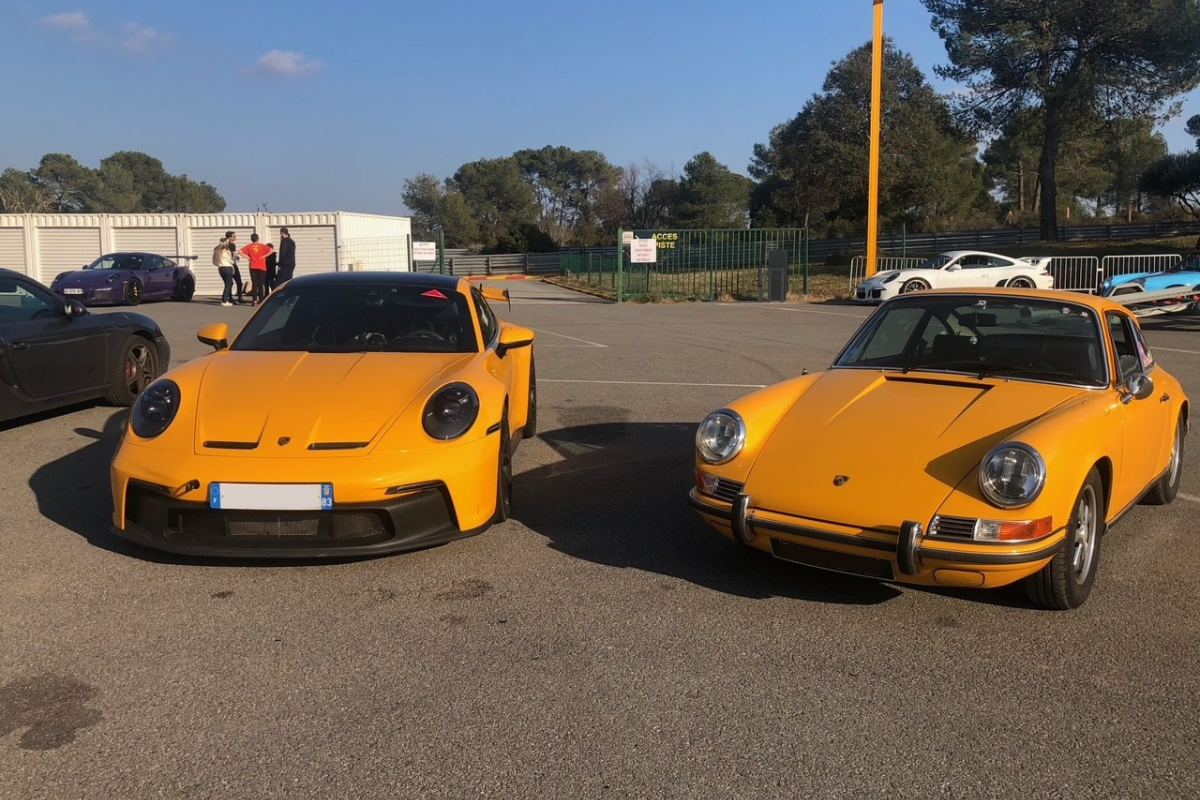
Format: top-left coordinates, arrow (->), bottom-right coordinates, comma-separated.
562,229 -> 810,300
848,256 -> 926,289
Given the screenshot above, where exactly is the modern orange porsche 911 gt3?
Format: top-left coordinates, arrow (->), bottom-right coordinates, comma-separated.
689,288 -> 1187,609
111,272 -> 535,557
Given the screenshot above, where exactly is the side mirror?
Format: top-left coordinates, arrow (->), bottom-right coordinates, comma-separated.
495,324 -> 534,358
946,264 -> 960,271
1124,373 -> 1155,403
63,300 -> 89,319
197,322 -> 230,350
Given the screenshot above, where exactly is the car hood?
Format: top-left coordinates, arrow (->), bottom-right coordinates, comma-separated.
858,270 -> 900,287
190,350 -> 473,455
55,270 -> 130,288
741,368 -> 1086,529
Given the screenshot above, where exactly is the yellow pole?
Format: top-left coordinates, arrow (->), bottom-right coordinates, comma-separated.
866,0 -> 884,277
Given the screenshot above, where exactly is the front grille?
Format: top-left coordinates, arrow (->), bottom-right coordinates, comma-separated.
930,515 -> 977,540
713,478 -> 744,503
171,509 -> 388,540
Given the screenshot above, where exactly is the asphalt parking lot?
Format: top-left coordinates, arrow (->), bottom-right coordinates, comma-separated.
3,280 -> 1200,798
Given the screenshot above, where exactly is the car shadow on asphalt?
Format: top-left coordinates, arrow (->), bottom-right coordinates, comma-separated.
516,421 -> 903,606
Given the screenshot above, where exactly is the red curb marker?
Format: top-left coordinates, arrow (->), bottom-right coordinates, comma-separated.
464,275 -> 545,281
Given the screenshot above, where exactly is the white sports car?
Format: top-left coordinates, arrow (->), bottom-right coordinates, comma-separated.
854,250 -> 1054,303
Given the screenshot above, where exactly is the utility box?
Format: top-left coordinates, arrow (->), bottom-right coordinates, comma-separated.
768,249 -> 789,301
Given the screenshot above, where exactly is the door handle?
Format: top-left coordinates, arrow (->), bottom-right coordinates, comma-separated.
10,342 -> 29,350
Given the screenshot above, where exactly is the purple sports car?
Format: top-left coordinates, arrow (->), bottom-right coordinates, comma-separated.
50,252 -> 196,306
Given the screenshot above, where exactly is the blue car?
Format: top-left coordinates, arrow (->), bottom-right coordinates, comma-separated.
1100,256 -> 1200,316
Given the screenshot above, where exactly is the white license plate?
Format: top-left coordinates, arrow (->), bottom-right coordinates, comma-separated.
208,482 -> 334,510
63,288 -> 84,295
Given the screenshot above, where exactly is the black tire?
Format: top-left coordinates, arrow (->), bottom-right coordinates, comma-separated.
1025,467 -> 1104,610
124,278 -> 143,306
1142,414 -> 1185,505
1008,277 -> 1035,289
174,275 -> 195,301
105,336 -> 160,406
494,410 -> 512,523
524,357 -> 537,439
900,278 -> 930,293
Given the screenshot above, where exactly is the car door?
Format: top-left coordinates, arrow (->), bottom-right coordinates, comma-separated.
1106,312 -> 1170,509
472,287 -> 515,401
947,254 -> 993,288
0,277 -> 109,401
141,255 -> 169,298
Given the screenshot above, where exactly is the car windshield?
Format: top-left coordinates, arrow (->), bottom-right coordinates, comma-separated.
910,254 -> 953,271
232,282 -> 477,354
835,295 -> 1108,387
86,255 -> 143,271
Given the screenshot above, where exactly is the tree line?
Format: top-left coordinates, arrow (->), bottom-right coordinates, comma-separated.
0,151 -> 224,214
407,2 -> 1200,250
9,3 -> 1200,249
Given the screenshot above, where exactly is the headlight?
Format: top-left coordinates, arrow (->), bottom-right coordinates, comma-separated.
979,442 -> 1045,508
696,409 -> 746,464
53,272 -> 68,284
131,380 -> 180,438
422,382 -> 479,440
882,273 -> 900,284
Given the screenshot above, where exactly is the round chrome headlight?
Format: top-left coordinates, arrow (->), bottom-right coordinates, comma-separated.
422,382 -> 479,440
696,409 -> 746,464
131,379 -> 180,438
979,442 -> 1045,508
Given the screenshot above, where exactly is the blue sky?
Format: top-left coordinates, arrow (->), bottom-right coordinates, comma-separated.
4,0 -> 1199,216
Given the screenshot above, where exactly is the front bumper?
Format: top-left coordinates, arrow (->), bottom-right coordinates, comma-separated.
688,489 -> 1061,589
853,285 -> 890,303
55,284 -> 124,305
114,479 -> 486,558
111,432 -> 501,558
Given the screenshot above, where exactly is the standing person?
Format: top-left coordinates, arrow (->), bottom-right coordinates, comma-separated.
226,231 -> 246,303
213,232 -> 237,306
276,227 -> 297,286
238,233 -> 273,304
265,243 -> 278,291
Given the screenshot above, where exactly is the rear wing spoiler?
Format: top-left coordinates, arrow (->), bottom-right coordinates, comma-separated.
481,286 -> 511,309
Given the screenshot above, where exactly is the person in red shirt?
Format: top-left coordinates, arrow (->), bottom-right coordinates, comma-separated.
238,233 -> 275,305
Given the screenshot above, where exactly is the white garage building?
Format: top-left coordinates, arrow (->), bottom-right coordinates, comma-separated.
0,211 -> 413,296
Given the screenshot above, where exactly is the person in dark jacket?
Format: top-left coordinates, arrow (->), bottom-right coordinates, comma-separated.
265,243 -> 278,291
276,227 -> 297,286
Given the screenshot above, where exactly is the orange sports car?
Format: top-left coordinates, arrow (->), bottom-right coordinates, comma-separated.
111,272 -> 535,557
689,288 -> 1187,609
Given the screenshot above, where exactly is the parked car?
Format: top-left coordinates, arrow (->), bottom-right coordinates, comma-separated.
1099,255 -> 1200,316
689,287 -> 1187,609
50,252 -> 196,306
0,268 -> 170,424
110,272 -> 537,558
854,250 -> 1054,303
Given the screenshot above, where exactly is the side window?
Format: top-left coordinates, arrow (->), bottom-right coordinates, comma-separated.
471,289 -> 497,346
0,278 -> 59,322
961,256 -> 987,270
1129,320 -> 1155,371
1107,313 -> 1141,380
144,255 -> 162,271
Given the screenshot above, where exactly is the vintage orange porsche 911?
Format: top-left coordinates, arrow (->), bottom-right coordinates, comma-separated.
111,272 -> 535,557
689,288 -> 1187,609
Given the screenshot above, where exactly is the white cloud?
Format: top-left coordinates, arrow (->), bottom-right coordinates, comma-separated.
250,50 -> 324,78
120,21 -> 170,52
40,10 -> 89,32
